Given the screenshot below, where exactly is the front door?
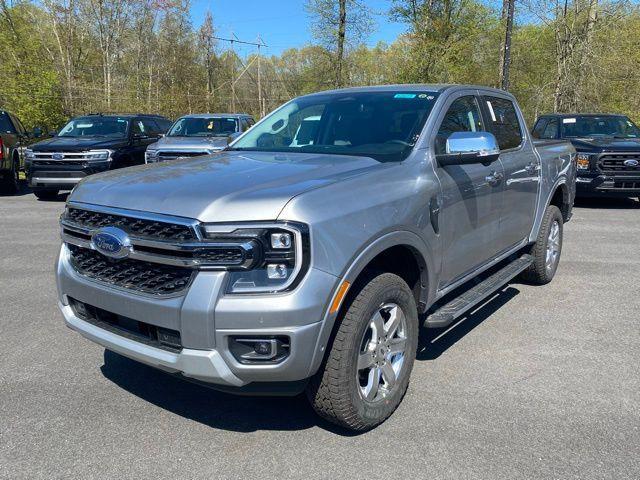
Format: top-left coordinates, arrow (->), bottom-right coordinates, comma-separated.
433,95 -> 505,288
481,95 -> 539,249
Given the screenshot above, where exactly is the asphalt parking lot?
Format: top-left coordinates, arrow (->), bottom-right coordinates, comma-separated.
1,191 -> 639,479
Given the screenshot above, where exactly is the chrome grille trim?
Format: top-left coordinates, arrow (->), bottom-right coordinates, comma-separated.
30,151 -> 109,161
60,202 -> 257,271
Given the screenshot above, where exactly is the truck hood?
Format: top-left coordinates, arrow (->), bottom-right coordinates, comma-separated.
570,136 -> 640,152
150,135 -> 229,151
69,151 -> 383,222
31,136 -> 128,152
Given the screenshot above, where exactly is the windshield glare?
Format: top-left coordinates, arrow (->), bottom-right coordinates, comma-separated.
229,91 -> 440,162
561,116 -> 640,138
168,117 -> 238,137
58,117 -> 129,137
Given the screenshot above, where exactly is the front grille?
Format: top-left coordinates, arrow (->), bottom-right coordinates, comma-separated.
32,160 -> 86,166
599,154 -> 640,174
68,244 -> 193,295
66,207 -> 196,241
157,151 -> 211,161
612,180 -> 640,190
31,151 -> 103,161
69,297 -> 182,352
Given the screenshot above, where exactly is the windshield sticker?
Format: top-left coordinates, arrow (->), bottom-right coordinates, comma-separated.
117,119 -> 126,123
562,118 -> 576,124
76,123 -> 93,128
394,93 -> 417,99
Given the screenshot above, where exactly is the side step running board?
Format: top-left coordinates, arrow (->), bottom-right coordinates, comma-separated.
424,254 -> 533,329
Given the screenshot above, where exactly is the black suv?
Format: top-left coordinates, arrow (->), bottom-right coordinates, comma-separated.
1,110 -> 33,195
532,113 -> 640,200
26,113 -> 172,200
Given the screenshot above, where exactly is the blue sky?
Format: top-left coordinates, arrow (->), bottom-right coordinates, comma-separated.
190,0 -> 408,56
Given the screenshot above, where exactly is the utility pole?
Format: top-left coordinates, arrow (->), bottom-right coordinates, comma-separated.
498,0 -> 515,91
257,35 -> 263,117
230,32 -> 236,112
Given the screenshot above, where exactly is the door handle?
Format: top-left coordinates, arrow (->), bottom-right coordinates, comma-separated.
485,171 -> 503,186
525,162 -> 539,173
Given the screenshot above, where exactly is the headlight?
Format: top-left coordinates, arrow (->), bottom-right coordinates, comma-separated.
145,149 -> 158,163
86,150 -> 113,162
201,222 -> 309,294
25,148 -> 34,160
576,153 -> 593,170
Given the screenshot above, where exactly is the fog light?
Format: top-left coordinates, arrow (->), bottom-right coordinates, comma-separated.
267,263 -> 288,279
270,232 -> 292,249
576,154 -> 591,170
254,341 -> 272,356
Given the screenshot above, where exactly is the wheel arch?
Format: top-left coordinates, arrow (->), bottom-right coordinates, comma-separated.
307,230 -> 435,377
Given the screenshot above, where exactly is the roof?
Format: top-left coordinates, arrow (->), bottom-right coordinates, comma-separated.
301,83 -> 512,97
79,113 -> 168,119
178,113 -> 253,119
538,113 -> 628,118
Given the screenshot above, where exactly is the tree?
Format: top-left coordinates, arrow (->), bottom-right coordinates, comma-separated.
305,0 -> 373,87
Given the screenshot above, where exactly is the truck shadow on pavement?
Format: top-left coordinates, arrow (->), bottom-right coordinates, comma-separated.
100,286 -> 521,434
574,197 -> 640,209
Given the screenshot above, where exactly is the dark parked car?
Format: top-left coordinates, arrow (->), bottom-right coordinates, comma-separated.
26,113 -> 172,200
0,109 -> 33,194
532,113 -> 640,200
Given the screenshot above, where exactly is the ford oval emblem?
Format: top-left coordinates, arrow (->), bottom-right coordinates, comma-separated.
91,227 -> 131,259
52,153 -> 64,160
623,159 -> 639,167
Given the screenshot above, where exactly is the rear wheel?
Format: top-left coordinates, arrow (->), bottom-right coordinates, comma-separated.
521,205 -> 563,285
306,272 -> 419,431
33,189 -> 59,201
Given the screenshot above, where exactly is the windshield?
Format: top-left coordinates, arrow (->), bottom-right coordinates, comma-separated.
229,91 -> 440,162
560,116 -> 640,138
168,117 -> 238,137
58,117 -> 129,138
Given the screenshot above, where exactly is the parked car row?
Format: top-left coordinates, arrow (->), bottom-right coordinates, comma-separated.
0,110 -> 256,198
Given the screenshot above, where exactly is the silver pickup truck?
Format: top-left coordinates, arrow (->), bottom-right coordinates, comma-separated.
56,85 -> 576,431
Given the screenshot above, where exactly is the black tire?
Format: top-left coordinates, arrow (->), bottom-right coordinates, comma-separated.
306,272 -> 419,431
521,205 -> 563,285
0,157 -> 19,195
33,189 -> 59,201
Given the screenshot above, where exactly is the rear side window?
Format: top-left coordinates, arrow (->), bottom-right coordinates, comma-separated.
540,119 -> 559,139
157,119 -> 172,132
141,119 -> 161,135
434,96 -> 483,155
532,119 -> 548,139
483,96 -> 523,150
0,113 -> 15,133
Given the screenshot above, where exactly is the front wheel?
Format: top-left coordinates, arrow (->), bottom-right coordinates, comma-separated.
0,158 -> 20,195
306,272 -> 419,431
521,205 -> 563,285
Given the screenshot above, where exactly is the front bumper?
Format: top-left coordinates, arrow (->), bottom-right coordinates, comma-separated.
27,161 -> 110,190
576,173 -> 640,197
56,244 -> 338,388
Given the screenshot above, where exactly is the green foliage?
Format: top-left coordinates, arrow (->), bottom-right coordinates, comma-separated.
0,0 -> 639,129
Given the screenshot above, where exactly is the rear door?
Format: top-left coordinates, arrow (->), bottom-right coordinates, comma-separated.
481,95 -> 539,250
433,93 -> 506,288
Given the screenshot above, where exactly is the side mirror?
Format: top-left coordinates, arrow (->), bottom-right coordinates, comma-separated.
32,127 -> 43,138
437,131 -> 500,166
48,130 -> 58,137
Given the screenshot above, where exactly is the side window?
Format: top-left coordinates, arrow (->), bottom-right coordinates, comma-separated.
142,119 -> 160,136
531,119 -> 548,139
483,96 -> 523,150
247,117 -> 255,127
541,119 -> 558,139
0,113 -> 16,133
240,119 -> 249,131
132,120 -> 145,135
435,96 -> 483,155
